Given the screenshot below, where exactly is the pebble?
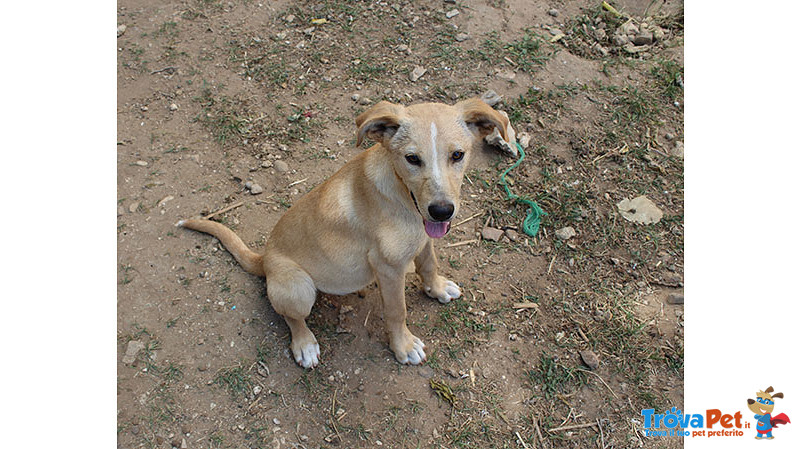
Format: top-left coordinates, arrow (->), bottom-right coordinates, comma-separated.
274,160 -> 289,173
117,24 -> 127,37
548,9 -> 559,17
517,132 -> 531,149
128,201 -> 140,213
122,340 -> 146,365
135,160 -> 148,166
580,350 -> 600,370
671,141 -> 684,158
409,65 -> 427,82
351,93 -> 360,101
250,184 -> 264,194
445,9 -> 460,19
418,366 -> 435,379
358,96 -> 372,105
633,31 -> 654,46
496,70 -> 516,82
455,32 -> 469,42
667,293 -> 684,304
664,132 -> 675,141
504,229 -> 519,242
555,226 -> 576,240
481,227 -> 504,242
480,90 -> 502,106
169,103 -> 178,111
396,44 -> 409,52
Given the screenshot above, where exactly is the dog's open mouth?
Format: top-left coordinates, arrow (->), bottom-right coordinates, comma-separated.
423,220 -> 450,239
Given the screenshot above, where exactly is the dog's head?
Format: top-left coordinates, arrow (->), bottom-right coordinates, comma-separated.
747,386 -> 783,415
356,98 -> 508,238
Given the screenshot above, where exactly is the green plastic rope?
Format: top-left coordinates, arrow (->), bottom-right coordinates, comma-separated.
498,142 -> 546,237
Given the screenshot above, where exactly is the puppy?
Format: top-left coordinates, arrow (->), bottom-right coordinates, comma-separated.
179,98 -> 508,368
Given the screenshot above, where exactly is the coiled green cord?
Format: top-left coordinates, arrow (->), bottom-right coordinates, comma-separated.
498,142 -> 546,237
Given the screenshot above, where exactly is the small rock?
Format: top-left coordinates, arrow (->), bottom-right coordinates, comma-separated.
517,132 -> 531,150
455,32 -> 469,42
358,96 -> 372,105
616,196 -> 663,225
273,418 -> 281,425
548,9 -> 559,17
548,28 -> 562,36
128,201 -> 140,213
169,103 -> 178,111
351,93 -> 360,102
134,160 -> 148,166
409,65 -> 427,82
250,184 -> 264,195
445,9 -> 460,19
181,438 -> 188,449
284,14 -> 295,23
396,44 -> 409,52
303,26 -> 315,36
481,227 -> 504,242
612,34 -> 630,46
667,293 -> 684,305
245,181 -> 253,190
122,340 -> 146,365
504,229 -> 519,242
555,226 -> 576,240
664,132 -> 675,141
496,70 -> 516,82
117,24 -> 127,37
579,350 -> 600,370
671,141 -> 684,158
480,90 -> 502,106
418,366 -> 434,379
274,160 -> 289,173
632,31 -> 654,46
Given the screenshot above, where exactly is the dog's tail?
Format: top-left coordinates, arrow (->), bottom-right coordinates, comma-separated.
177,218 -> 265,277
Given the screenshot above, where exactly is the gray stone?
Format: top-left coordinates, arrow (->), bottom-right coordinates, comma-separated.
274,160 -> 289,173
548,9 -> 559,17
250,184 -> 264,194
481,227 -> 504,242
633,31 -> 654,46
504,229 -> 519,242
445,9 -> 460,19
409,65 -> 427,82
122,340 -> 146,365
480,90 -> 502,106
418,366 -> 435,379
555,226 -> 576,240
667,293 -> 684,304
579,350 -> 600,370
455,32 -> 469,42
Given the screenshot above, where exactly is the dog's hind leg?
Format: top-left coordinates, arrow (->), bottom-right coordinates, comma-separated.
265,256 -> 320,369
415,239 -> 462,304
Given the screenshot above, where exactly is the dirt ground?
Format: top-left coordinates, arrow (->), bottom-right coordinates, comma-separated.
117,0 -> 684,448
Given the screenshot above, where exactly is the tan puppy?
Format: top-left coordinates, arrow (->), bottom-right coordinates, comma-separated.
179,98 -> 508,368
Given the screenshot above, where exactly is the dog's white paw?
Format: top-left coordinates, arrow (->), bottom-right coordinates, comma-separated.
394,336 -> 426,365
424,278 -> 462,304
293,342 -> 320,369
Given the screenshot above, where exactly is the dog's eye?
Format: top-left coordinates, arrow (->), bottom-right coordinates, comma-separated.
405,154 -> 421,166
451,151 -> 464,162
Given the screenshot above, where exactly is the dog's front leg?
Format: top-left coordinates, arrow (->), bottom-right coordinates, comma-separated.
415,239 -> 462,304
370,259 -> 427,365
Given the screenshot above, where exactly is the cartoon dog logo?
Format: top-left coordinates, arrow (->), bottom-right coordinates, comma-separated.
747,386 -> 791,439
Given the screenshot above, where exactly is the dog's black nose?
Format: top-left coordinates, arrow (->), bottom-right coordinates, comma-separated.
428,202 -> 454,221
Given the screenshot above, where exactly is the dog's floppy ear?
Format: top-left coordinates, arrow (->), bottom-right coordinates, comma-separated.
355,101 -> 403,147
458,98 -> 509,141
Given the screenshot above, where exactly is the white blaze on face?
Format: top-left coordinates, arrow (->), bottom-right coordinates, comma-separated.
430,122 -> 442,188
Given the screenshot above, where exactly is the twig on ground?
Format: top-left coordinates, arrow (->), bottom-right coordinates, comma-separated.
203,201 -> 244,220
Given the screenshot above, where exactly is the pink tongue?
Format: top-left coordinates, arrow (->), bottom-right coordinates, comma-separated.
424,220 -> 450,239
